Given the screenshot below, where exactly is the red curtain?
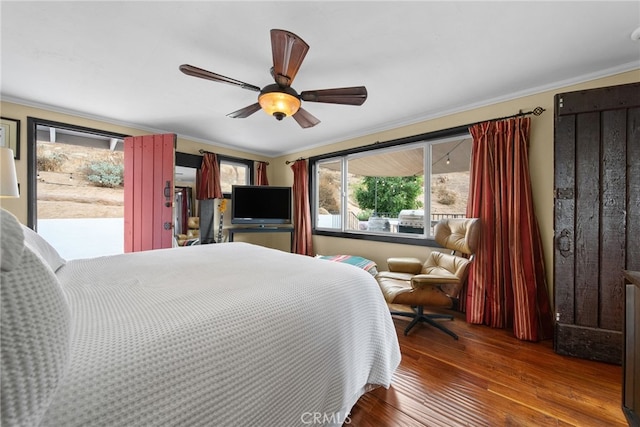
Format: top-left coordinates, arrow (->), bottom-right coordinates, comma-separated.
465,117 -> 553,342
256,161 -> 269,186
196,152 -> 222,200
290,159 -> 314,256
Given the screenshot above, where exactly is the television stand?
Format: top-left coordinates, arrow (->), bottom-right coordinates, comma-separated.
227,227 -> 294,252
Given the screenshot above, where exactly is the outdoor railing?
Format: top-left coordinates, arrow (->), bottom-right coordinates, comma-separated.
318,212 -> 467,233
430,213 -> 466,226
348,211 -> 360,230
431,213 -> 466,221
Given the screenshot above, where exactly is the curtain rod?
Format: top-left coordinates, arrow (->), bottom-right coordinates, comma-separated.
198,149 -> 269,165
471,106 -> 546,127
369,105 -> 547,149
285,157 -> 305,165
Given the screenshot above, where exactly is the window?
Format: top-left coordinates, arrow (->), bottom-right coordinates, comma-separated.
316,158 -> 343,229
218,154 -> 254,196
312,130 -> 471,245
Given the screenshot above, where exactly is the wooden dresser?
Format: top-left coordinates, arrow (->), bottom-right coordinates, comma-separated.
623,270 -> 639,427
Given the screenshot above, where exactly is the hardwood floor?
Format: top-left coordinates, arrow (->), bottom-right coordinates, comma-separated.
348,308 -> 626,427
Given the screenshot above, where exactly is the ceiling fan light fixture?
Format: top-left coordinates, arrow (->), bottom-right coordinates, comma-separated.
180,30 -> 366,128
258,84 -> 301,120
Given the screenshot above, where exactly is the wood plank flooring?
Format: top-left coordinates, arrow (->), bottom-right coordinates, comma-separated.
347,308 -> 626,427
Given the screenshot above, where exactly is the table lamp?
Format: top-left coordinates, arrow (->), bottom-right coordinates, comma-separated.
0,147 -> 19,198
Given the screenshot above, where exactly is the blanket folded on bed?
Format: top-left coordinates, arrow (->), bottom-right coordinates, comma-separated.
316,254 -> 378,276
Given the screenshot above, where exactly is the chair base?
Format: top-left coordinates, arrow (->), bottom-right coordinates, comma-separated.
390,306 -> 458,340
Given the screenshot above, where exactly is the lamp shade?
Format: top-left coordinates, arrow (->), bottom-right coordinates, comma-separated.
258,84 -> 301,120
0,147 -> 19,198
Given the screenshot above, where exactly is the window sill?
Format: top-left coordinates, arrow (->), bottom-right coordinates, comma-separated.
313,229 -> 441,247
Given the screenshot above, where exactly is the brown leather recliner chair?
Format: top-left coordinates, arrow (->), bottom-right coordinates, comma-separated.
376,218 -> 480,339
177,217 -> 200,246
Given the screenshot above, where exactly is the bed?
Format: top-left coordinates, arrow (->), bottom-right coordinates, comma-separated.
0,209 -> 401,427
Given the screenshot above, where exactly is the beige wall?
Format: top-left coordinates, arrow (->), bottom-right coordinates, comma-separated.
2,69 -> 639,304
271,69 -> 640,306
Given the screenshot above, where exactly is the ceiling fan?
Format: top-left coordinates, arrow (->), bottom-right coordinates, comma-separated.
179,29 -> 367,128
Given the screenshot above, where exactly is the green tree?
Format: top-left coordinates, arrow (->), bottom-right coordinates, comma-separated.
354,176 -> 423,217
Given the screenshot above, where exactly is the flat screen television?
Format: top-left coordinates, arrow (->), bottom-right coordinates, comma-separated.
231,185 -> 292,225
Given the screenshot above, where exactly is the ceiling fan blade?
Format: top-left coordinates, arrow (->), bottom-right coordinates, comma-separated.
292,108 -> 320,129
179,64 -> 261,92
271,29 -> 309,88
300,86 -> 368,105
227,103 -> 262,119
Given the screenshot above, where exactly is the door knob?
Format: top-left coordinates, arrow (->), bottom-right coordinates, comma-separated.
556,229 -> 571,258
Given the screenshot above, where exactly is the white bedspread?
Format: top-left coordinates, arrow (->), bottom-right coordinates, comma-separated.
41,242 -> 400,426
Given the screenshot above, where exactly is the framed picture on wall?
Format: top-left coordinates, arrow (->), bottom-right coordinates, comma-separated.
0,117 -> 20,159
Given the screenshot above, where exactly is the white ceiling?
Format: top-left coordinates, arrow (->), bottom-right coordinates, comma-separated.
1,1 -> 639,157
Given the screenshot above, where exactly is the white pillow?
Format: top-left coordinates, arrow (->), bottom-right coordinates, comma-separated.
21,225 -> 66,273
1,209 -> 71,426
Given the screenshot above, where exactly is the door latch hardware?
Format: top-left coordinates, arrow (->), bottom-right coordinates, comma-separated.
164,181 -> 171,207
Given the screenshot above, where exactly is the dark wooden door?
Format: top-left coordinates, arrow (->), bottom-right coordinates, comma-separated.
123,133 -> 176,252
554,82 -> 640,364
